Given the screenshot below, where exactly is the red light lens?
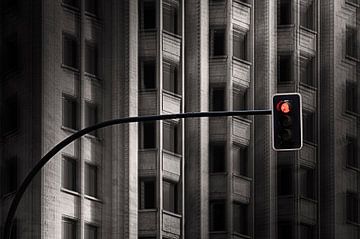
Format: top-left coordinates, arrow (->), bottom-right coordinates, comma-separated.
280,102 -> 291,113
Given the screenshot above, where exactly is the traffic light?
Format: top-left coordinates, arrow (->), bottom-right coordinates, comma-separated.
272,93 -> 303,151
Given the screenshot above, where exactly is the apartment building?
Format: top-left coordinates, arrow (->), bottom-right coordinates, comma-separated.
0,0 -> 359,239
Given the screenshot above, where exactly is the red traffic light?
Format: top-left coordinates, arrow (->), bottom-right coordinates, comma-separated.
276,101 -> 291,114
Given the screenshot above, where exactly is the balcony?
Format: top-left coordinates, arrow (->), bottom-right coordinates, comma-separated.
232,0 -> 251,29
277,26 -> 295,52
233,175 -> 251,203
210,173 -> 228,197
162,150 -> 181,182
138,209 -> 158,233
209,117 -> 227,141
232,117 -> 251,146
209,0 -> 227,26
300,197 -> 317,224
139,30 -> 157,57
232,57 -> 251,89
299,83 -> 317,111
139,90 -> 157,115
299,27 -> 317,55
139,149 -> 158,177
163,211 -> 182,236
299,143 -> 317,167
162,90 -> 182,115
210,57 -> 227,84
162,31 -> 181,63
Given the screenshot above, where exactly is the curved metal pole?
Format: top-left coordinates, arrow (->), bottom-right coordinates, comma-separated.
3,110 -> 271,238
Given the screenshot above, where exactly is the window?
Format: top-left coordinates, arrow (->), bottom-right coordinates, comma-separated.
233,144 -> 248,177
233,88 -> 247,111
62,218 -> 77,239
347,136 -> 358,169
211,87 -> 225,111
85,0 -> 98,16
300,224 -> 315,239
278,221 -> 292,239
63,95 -> 78,130
346,27 -> 358,59
278,0 -> 292,25
210,142 -> 226,173
85,102 -> 98,137
163,180 -> 178,213
300,0 -> 315,30
211,29 -> 226,57
233,30 -> 248,61
303,111 -> 316,143
2,157 -> 17,196
63,0 -> 80,8
140,60 -> 156,89
163,122 -> 181,154
300,167 -> 316,199
163,0 -> 179,35
277,54 -> 292,83
139,121 -> 156,149
139,178 -> 156,209
163,62 -> 179,94
233,202 -> 248,235
300,55 -> 315,87
346,81 -> 358,114
1,94 -> 18,135
346,0 -> 358,5
210,200 -> 226,231
140,0 -> 156,29
63,34 -> 78,70
2,0 -> 18,10
277,165 -> 292,195
2,34 -> 18,74
85,224 -> 98,239
85,163 -> 98,198
85,42 -> 99,76
62,157 -> 78,192
347,192 -> 359,223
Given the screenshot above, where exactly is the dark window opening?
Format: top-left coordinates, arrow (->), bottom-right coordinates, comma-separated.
63,0 -> 80,8
346,27 -> 358,59
210,200 -> 226,231
2,35 -> 18,74
85,163 -> 98,198
63,34 -> 78,70
139,178 -> 156,209
346,81 -> 358,114
163,122 -> 181,154
1,94 -> 18,135
211,29 -> 226,57
300,55 -> 315,87
141,0 -> 156,29
140,61 -> 156,89
277,54 -> 292,83
346,136 -> 358,169
303,111 -> 316,143
85,42 -> 99,76
277,165 -> 293,195
62,218 -> 77,239
210,142 -> 226,173
300,0 -> 315,30
300,224 -> 315,239
233,88 -> 247,118
347,192 -> 359,223
211,87 -> 225,111
2,0 -> 18,10
233,144 -> 248,177
139,121 -> 156,149
278,222 -> 292,239
62,157 -> 78,192
85,102 -> 98,137
300,167 -> 316,199
163,0 -> 179,35
85,224 -> 98,239
63,95 -> 78,130
233,202 -> 248,235
233,30 -> 248,61
2,157 -> 17,196
163,180 -> 178,213
278,0 -> 292,25
85,0 -> 98,16
163,62 -> 179,94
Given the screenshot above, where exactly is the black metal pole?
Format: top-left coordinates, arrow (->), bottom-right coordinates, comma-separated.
3,110 -> 271,238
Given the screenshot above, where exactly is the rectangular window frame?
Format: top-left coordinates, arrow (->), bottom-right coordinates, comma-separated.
85,101 -> 99,137
85,41 -> 99,77
62,94 -> 79,131
62,217 -> 78,239
346,191 -> 359,224
139,59 -> 157,90
85,162 -> 98,198
210,200 -> 226,232
210,28 -> 226,57
233,29 -> 248,61
139,178 -> 156,210
85,223 -> 99,239
163,180 -> 179,214
346,26 -> 358,60
62,33 -> 79,71
210,142 -> 226,173
139,121 -> 157,149
233,202 -> 248,236
1,157 -> 18,196
277,53 -> 293,83
1,94 -> 18,136
62,156 -> 79,193
210,86 -> 226,111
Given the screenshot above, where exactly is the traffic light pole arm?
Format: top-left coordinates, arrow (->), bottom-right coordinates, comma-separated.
3,110 -> 271,239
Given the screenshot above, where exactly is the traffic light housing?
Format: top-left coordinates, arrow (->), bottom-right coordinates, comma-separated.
272,93 -> 303,151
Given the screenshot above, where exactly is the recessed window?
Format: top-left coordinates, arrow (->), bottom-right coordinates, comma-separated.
211,87 -> 225,111
63,95 -> 78,130
85,102 -> 98,137
85,0 -> 98,16
85,224 -> 98,239
85,42 -> 99,76
233,88 -> 247,111
299,167 -> 316,199
278,0 -> 292,25
2,34 -> 18,74
210,142 -> 226,173
346,136 -> 358,169
163,0 -> 179,35
85,163 -> 98,198
140,60 -> 156,90
163,180 -> 178,213
347,192 -> 359,223
277,54 -> 292,83
210,200 -> 226,231
139,178 -> 156,209
300,0 -> 315,30
233,144 -> 248,177
300,224 -> 315,239
163,122 -> 181,154
63,0 -> 80,8
346,26 -> 358,59
303,111 -> 316,143
63,34 -> 79,70
278,221 -> 292,239
233,202 -> 248,235
139,121 -> 156,149
211,28 -> 226,57
277,165 -> 293,195
2,0 -> 18,10
62,156 -> 78,192
140,0 -> 156,30
1,94 -> 18,135
346,81 -> 358,114
2,157 -> 17,196
233,30 -> 248,61
163,62 -> 179,94
62,217 -> 77,239
300,55 -> 315,87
